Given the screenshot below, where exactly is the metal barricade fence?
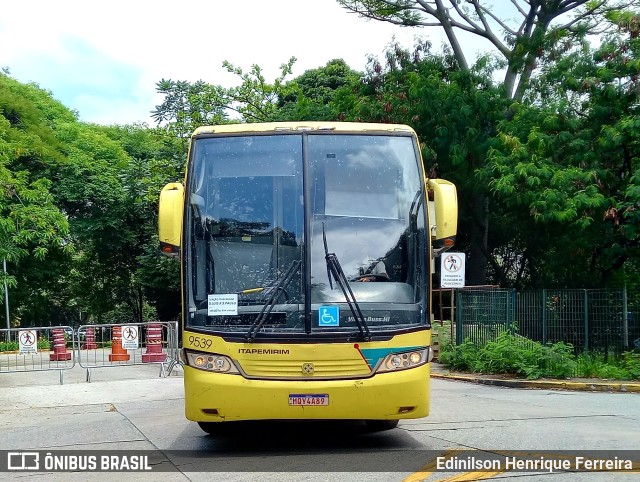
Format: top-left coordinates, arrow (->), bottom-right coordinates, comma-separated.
76,321 -> 180,381
454,289 -> 514,346
0,321 -> 181,384
455,288 -> 639,354
165,319 -> 181,374
0,325 -> 75,384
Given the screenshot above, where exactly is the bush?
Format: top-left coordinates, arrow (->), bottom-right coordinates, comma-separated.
440,331 -> 639,380
622,352 -> 640,379
439,328 -> 576,379
0,337 -> 50,352
37,336 -> 50,350
0,341 -> 19,352
438,338 -> 479,371
577,351 -> 639,380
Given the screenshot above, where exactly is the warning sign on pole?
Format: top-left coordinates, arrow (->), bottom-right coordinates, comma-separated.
440,252 -> 465,288
121,326 -> 139,350
19,330 -> 38,354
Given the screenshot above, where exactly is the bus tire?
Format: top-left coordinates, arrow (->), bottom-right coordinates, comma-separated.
365,419 -> 399,431
197,422 -> 229,435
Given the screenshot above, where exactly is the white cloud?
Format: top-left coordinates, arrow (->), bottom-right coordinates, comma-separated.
1,0 -> 455,125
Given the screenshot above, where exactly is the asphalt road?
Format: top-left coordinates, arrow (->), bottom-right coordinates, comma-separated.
0,363 -> 638,481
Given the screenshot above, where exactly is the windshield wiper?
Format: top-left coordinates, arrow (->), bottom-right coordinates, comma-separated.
322,224 -> 371,341
408,190 -> 422,289
245,260 -> 301,342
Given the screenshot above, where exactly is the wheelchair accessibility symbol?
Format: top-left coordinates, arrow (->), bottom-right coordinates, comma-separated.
318,306 -> 339,326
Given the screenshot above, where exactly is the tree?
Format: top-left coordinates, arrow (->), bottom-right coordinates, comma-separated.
152,79 -> 228,141
97,123 -> 184,321
0,73 -> 72,325
1,72 -> 183,326
276,59 -> 363,121
337,0 -> 629,100
487,10 -> 640,286
328,40 -> 509,285
152,57 -> 297,134
68,123 -> 183,323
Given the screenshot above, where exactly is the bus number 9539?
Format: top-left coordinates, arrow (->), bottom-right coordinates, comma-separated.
188,336 -> 213,349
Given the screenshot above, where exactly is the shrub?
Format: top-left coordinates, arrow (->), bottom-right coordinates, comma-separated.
622,352 -> 640,379
0,341 -> 19,352
438,327 -> 576,379
577,351 -> 639,380
438,339 -> 479,371
37,337 -> 50,350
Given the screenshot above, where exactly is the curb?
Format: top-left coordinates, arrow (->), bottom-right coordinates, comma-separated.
430,372 -> 640,393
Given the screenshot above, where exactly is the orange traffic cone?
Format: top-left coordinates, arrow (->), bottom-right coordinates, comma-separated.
109,326 -> 130,362
82,327 -> 97,350
50,328 -> 72,361
142,323 -> 166,362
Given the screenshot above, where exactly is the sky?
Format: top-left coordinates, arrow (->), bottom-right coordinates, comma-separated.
0,0 -> 464,126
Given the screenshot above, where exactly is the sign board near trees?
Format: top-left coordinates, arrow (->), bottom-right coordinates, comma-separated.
441,253 -> 465,288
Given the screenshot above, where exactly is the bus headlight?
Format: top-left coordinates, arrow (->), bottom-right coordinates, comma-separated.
375,348 -> 431,373
185,350 -> 240,374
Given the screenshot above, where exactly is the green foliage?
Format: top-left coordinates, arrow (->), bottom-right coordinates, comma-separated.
438,338 -> 480,372
152,56 -> 297,136
0,74 -> 75,326
439,329 -> 577,379
223,57 -> 296,122
622,352 -> 640,378
441,333 -> 640,380
276,59 -> 362,121
485,11 -> 640,287
99,301 -> 158,326
328,40 -> 513,285
38,336 -> 50,350
338,0 -> 630,99
577,351 -> 640,380
3,6 -> 640,330
0,341 -> 18,352
64,124 -> 183,323
152,79 -> 227,140
0,336 -> 49,352
0,74 -> 71,267
0,73 -> 183,327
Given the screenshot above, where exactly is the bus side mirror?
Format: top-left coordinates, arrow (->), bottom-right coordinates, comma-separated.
427,179 -> 457,257
159,182 -> 184,256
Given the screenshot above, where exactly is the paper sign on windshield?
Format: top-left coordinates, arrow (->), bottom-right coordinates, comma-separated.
208,294 -> 238,316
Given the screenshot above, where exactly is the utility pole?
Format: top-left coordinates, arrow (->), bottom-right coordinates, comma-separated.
3,258 -> 9,342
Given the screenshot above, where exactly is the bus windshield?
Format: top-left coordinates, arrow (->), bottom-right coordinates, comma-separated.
185,131 -> 428,336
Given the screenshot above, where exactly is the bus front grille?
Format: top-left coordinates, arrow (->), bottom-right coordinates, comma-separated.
238,358 -> 371,378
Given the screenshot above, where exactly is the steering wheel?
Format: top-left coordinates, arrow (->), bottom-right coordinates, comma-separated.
351,273 -> 390,282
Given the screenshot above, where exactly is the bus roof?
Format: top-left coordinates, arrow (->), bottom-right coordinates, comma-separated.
191,122 -> 417,137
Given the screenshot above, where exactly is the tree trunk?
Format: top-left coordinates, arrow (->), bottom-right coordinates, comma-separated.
466,191 -> 488,286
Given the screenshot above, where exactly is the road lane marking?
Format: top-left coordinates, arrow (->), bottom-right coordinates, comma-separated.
434,469 -> 504,482
402,449 -> 458,482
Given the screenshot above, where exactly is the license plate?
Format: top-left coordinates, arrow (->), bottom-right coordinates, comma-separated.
288,394 -> 329,406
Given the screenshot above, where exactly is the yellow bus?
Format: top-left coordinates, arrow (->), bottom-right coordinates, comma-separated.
158,122 -> 457,433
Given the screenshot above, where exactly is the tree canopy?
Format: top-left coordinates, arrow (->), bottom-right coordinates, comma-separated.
1,5 -> 639,329
337,0 -> 631,99
0,73 -> 182,327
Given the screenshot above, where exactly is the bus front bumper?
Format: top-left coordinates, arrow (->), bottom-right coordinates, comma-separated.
183,363 -> 430,422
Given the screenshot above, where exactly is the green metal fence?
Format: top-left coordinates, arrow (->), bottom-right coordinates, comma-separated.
454,288 -> 640,355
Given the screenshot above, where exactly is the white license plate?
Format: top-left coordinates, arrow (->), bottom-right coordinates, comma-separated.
288,394 -> 329,406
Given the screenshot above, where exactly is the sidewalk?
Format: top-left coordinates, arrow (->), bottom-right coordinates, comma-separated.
430,362 -> 640,393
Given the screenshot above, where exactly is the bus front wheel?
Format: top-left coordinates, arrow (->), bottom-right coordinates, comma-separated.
365,419 -> 399,431
197,422 -> 230,435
